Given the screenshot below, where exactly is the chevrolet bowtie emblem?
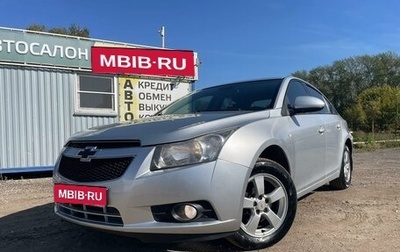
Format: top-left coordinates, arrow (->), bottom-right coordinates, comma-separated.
77,146 -> 98,162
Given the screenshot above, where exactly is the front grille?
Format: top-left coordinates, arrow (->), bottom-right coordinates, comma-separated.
57,203 -> 123,226
58,156 -> 133,182
66,140 -> 141,149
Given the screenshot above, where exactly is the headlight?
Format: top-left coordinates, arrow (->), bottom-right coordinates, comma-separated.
151,130 -> 235,170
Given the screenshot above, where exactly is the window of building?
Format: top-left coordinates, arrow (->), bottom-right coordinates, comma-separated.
75,74 -> 117,116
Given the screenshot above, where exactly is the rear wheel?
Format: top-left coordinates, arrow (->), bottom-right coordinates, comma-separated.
330,145 -> 352,190
228,158 -> 297,250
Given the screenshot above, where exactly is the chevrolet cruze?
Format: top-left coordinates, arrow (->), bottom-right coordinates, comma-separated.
53,76 -> 353,250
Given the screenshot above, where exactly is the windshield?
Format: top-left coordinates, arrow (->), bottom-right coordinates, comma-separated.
157,79 -> 283,115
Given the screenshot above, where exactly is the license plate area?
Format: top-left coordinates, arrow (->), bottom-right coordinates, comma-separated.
54,184 -> 107,207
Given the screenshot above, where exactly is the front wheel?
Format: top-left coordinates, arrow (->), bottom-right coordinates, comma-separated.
228,158 -> 297,250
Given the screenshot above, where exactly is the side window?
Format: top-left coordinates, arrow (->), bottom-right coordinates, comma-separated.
285,80 -> 308,109
75,74 -> 117,116
305,85 -> 330,114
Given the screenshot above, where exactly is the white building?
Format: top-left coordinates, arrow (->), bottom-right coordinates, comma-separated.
0,26 -> 198,174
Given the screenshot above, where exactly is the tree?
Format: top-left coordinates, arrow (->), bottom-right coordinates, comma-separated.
292,52 -> 400,132
354,86 -> 400,134
67,24 -> 89,37
25,24 -> 46,32
26,24 -> 90,37
343,103 -> 366,130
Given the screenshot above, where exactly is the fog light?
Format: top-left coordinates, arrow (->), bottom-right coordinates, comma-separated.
172,204 -> 199,222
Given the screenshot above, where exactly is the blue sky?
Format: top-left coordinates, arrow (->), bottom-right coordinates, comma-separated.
1,0 -> 399,88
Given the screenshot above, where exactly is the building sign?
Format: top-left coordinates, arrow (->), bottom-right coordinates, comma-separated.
119,77 -> 191,121
0,28 -> 94,69
0,27 -> 199,78
92,47 -> 197,79
0,27 -> 157,70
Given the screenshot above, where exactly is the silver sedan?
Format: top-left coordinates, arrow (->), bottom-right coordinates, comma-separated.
53,76 -> 353,250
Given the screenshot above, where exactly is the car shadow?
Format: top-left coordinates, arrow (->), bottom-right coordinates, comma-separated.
0,203 -> 241,252
314,184 -> 334,192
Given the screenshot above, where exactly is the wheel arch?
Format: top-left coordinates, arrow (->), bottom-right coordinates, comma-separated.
259,145 -> 291,175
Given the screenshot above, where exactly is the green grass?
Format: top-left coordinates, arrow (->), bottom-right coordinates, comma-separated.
352,131 -> 400,149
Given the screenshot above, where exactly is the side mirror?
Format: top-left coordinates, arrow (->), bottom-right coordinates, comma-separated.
291,96 -> 325,114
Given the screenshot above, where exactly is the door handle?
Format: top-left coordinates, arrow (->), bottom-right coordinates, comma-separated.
336,123 -> 342,130
318,127 -> 325,134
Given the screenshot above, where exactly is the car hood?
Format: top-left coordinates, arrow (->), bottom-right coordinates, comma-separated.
68,111 -> 270,146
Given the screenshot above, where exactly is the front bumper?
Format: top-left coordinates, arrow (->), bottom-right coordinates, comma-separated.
53,145 -> 250,237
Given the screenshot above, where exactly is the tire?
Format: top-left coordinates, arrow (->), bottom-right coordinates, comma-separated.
227,158 -> 297,250
330,145 -> 352,190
